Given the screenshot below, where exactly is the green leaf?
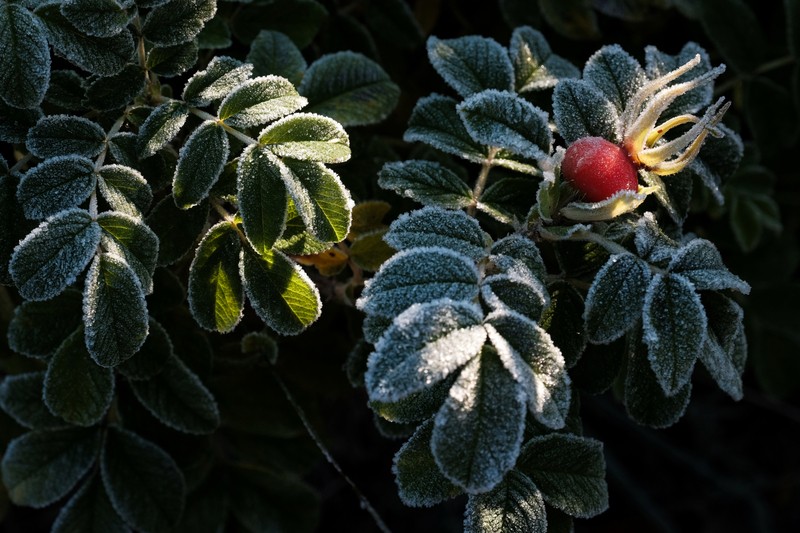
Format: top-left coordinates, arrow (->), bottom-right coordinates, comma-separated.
384,206 -> 488,260
247,30 -> 307,87
299,51 -> 400,127
188,221 -> 244,333
236,145 -> 288,253
642,273 -> 705,396
45,70 -> 88,111
137,100 -> 190,158
97,211 -> 158,294
83,64 -> 146,111
60,0 -> 134,38
129,353 -> 220,434
477,177 -> 539,224
17,155 -> 97,220
490,234 -> 547,283
510,26 -> 579,92
272,199 -> 330,256
230,0 -> 327,47
552,79 -> 620,144
582,45 -> 646,113
241,246 -> 321,335
404,94 -> 488,163
481,263 -> 548,321
219,76 -> 307,128
357,248 -> 480,318
378,160 -> 473,210
6,290 -> 83,358
431,348 -> 526,492
667,238 -> 750,293
458,90 -> 552,160
146,195 -> 209,265
35,3 -> 135,77
539,281 -> 586,368
644,42 -> 716,119
0,372 -> 67,430
196,14 -> 231,50
464,470 -> 547,533
117,317 -> 172,380
182,56 -> 253,107
97,165 -> 153,216
101,427 -> 185,532
371,374 -> 456,424
26,115 -> 106,159
583,253 -> 651,344
83,253 -> 149,367
279,158 -> 352,243
1,427 -> 102,508
426,35 -> 514,98
0,100 -> 44,143
699,292 -> 745,400
10,208 -> 101,301
485,310 -> 571,429
698,0 -> 766,73
52,474 -> 130,533
0,2 -> 50,109
625,337 -> 691,428
141,0 -> 217,47
258,112 -> 349,163
146,41 -> 199,77
44,328 -> 114,426
172,120 -> 229,209
517,433 -> 608,518
393,419 -> 462,507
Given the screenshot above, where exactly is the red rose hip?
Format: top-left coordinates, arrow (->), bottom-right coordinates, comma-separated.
561,137 -> 639,202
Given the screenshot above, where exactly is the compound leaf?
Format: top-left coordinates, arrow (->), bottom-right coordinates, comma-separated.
26,115 -> 106,159
172,120 -> 229,209
97,164 -> 153,216
404,94 -> 487,163
218,76 -> 307,128
668,238 -> 750,294
17,155 -> 97,220
384,206 -> 488,260
427,35 -> 514,98
378,160 -> 473,210
0,2 -> 50,109
182,56 -> 253,107
258,113 -> 350,163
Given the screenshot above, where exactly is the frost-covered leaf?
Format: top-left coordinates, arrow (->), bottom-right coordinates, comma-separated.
97,211 -> 159,293
17,155 -> 97,220
299,51 -> 400,127
10,208 -> 101,301
247,30 -> 307,87
147,195 -> 209,265
83,64 -> 146,111
633,211 -> 679,266
458,90 -> 552,160
97,165 -> 152,216
83,253 -> 149,367
117,317 -> 172,380
188,221 -> 244,333
1,427 -> 101,508
365,299 -> 485,404
481,266 -> 548,321
45,70 -> 87,111
464,470 -> 547,533
485,310 -> 570,429
44,328 -> 114,426
490,234 -> 547,283
129,353 -> 220,434
404,94 -> 487,163
644,42 -> 714,117
145,41 -> 199,77
393,419 -> 462,507
510,26 -> 579,92
219,76 -> 307,128
582,45 -> 646,113
584,253 -> 651,344
357,248 -> 479,318
476,177 -> 539,224
101,427 -> 185,532
371,373 -> 456,424
642,273 -> 705,396
6,290 -> 83,358
196,13 -> 230,49
552,79 -> 620,144
539,281 -> 586,368
516,433 -> 608,518
699,292 -> 745,400
258,113 -> 350,163
688,124 -> 743,204
0,372 -> 67,430
172,120 -> 229,209
241,246 -> 321,335
182,56 -> 253,106
427,36 -> 514,98
378,160 -> 473,210
384,206 -> 488,261
668,238 -> 750,293
60,0 -> 134,38
236,145 -> 287,253
432,348 -> 526,493
0,100 -> 44,143
52,473 -> 130,533
35,3 -> 135,76
625,339 -> 691,428
136,100 -> 189,158
26,115 -> 106,159
0,3 -> 50,109
141,0 -> 216,47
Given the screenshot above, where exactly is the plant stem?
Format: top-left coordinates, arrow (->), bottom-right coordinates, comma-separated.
467,148 -> 499,216
189,107 -> 258,146
271,371 -> 392,533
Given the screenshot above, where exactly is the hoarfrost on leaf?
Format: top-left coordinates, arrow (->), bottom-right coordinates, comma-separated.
247,29 -> 307,87
644,42 -> 714,118
60,0 -> 135,38
141,0 -> 217,47
97,211 -> 160,294
236,144 -> 288,253
97,165 -> 153,216
26,115 -> 106,159
17,155 -> 97,220
182,56 -> 253,106
582,44 -> 647,113
377,160 -> 474,210
172,120 -> 229,209
489,234 -> 547,283
698,292 -> 746,400
0,2 -> 51,109
552,80 -> 620,144
634,211 -> 679,265
384,206 -> 489,261
218,76 -> 308,129
625,340 -> 691,428
510,26 -> 580,93
668,238 -> 750,294
404,94 -> 487,163
136,100 -> 190,158
258,112 -> 350,164
463,470 -> 547,533
426,35 -> 514,98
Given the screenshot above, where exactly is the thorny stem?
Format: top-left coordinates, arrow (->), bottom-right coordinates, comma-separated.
467,147 -> 499,216
271,371 -> 392,533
